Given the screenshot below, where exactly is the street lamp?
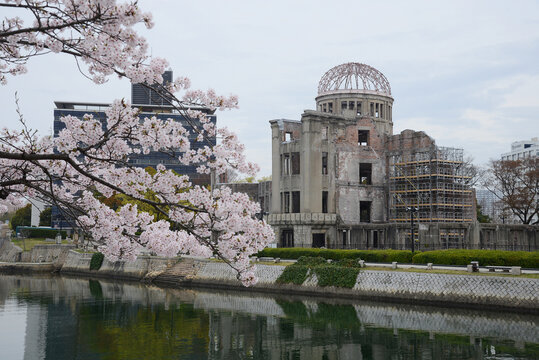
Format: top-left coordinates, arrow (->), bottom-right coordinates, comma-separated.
406,207 -> 419,253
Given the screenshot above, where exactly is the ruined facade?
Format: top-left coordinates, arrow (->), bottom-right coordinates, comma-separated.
267,63 -> 477,249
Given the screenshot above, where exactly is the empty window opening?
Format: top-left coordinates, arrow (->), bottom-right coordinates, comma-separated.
375,103 -> 379,118
370,103 -> 374,116
322,191 -> 328,213
358,130 -> 369,146
312,233 -> 325,248
292,191 -> 300,213
380,104 -> 384,119
291,152 -> 300,175
281,229 -> 294,247
322,152 -> 328,175
328,102 -> 333,113
356,102 -> 362,116
348,101 -> 355,109
322,103 -> 327,112
282,192 -> 290,213
341,101 -> 348,110
359,163 -> 372,185
373,231 -> 379,248
284,132 -> 292,142
360,201 -> 371,223
342,230 -> 347,247
321,126 -> 328,140
282,154 -> 290,175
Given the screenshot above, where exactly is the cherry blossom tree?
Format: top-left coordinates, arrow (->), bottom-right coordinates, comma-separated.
0,0 -> 274,285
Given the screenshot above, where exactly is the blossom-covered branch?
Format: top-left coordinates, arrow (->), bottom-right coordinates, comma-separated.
0,0 -> 273,286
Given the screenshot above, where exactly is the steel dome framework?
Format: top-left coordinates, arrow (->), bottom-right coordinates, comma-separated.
318,62 -> 392,96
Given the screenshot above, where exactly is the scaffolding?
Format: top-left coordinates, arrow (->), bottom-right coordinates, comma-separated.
389,147 -> 474,224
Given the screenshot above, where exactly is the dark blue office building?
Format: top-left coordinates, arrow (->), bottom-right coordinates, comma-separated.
51,71 -> 216,228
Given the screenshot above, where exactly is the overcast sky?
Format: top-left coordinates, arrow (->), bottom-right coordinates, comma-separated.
2,0 -> 538,177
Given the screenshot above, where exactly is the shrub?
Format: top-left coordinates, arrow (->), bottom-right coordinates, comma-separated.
258,248 -> 414,263
90,252 -> 105,271
314,266 -> 359,288
334,258 -> 362,268
276,265 -> 309,285
277,257 -> 360,288
412,249 -> 539,268
296,256 -> 327,267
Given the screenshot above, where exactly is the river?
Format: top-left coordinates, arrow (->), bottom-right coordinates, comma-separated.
0,274 -> 537,359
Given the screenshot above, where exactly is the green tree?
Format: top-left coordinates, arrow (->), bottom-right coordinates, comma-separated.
476,204 -> 491,223
39,207 -> 52,226
10,203 -> 31,230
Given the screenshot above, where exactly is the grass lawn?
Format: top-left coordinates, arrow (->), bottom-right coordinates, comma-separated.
11,238 -> 70,252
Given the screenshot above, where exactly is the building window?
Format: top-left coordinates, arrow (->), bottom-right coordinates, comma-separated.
323,103 -> 327,112
281,229 -> 294,247
359,163 -> 372,184
375,103 -> 379,118
328,102 -> 333,113
322,152 -> 328,175
380,104 -> 384,119
322,126 -> 328,140
356,102 -> 362,116
284,132 -> 292,142
360,201 -> 371,222
370,103 -> 374,116
341,101 -> 347,110
342,230 -> 347,248
349,101 -> 355,109
322,191 -> 328,213
292,191 -> 300,213
282,154 -> 290,175
291,152 -> 300,175
389,106 -> 392,121
282,192 -> 290,213
358,130 -> 369,146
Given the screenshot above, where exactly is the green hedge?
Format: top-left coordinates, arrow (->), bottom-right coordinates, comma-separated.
259,248 -> 414,263
276,265 -> 309,285
314,266 -> 359,288
277,257 -> 360,288
90,252 -> 104,271
22,228 -> 67,239
412,250 -> 539,268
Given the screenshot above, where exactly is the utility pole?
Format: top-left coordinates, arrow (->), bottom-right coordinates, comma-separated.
407,207 -> 418,253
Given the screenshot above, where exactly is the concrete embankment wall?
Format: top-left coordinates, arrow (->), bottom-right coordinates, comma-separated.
0,241 -> 75,267
166,260 -> 539,312
61,250 -> 174,281
1,246 -> 538,312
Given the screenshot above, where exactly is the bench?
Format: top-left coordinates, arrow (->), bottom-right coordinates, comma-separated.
485,266 -> 511,273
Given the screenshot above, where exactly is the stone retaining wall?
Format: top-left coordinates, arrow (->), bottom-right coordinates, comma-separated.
0,241 -> 75,265
1,248 -> 537,312
181,261 -> 539,312
61,250 -> 174,280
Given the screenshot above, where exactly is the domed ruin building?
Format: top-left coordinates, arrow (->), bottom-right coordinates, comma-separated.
268,63 -> 476,250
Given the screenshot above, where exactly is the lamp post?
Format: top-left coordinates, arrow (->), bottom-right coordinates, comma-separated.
406,207 -> 419,253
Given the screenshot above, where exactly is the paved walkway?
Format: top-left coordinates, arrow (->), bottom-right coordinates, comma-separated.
256,257 -> 539,275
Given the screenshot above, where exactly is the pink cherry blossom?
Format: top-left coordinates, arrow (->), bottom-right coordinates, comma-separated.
0,0 -> 273,286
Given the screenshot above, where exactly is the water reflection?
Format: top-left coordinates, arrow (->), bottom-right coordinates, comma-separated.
0,275 -> 537,360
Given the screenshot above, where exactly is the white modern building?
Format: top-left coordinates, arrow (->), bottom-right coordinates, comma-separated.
501,137 -> 539,160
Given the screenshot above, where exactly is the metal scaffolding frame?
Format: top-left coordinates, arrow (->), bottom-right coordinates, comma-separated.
388,147 -> 474,225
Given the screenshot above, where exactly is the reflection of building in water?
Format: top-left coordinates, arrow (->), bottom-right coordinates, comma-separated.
0,276 -> 534,360
23,305 -> 47,360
